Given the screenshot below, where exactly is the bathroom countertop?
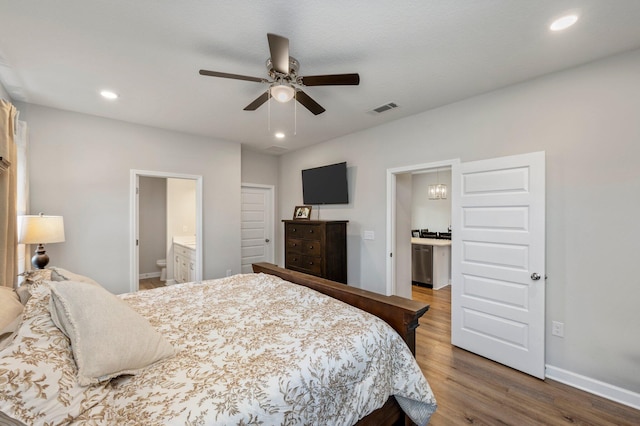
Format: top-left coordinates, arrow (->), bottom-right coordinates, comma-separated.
173,236 -> 196,250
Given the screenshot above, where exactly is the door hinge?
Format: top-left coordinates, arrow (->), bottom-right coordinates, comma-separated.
136,239 -> 139,246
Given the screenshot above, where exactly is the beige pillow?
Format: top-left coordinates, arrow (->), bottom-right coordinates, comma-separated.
48,281 -> 175,385
0,287 -> 23,330
49,266 -> 100,286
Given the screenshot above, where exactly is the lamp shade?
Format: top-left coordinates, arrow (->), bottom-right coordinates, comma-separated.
270,84 -> 295,103
18,215 -> 65,244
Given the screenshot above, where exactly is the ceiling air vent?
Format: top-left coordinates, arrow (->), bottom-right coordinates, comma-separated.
264,145 -> 289,154
369,102 -> 399,114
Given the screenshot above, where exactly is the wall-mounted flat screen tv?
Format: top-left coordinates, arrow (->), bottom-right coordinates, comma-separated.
302,162 -> 349,205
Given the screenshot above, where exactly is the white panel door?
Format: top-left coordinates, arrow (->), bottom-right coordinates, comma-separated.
240,185 -> 274,273
451,151 -> 545,378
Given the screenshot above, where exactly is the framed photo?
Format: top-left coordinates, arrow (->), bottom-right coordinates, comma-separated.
293,205 -> 312,220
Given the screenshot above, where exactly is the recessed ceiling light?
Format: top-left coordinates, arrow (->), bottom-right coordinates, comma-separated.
100,90 -> 119,100
275,132 -> 285,139
550,15 -> 578,31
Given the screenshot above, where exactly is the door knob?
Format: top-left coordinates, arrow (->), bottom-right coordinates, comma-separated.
531,272 -> 541,281
265,238 -> 270,243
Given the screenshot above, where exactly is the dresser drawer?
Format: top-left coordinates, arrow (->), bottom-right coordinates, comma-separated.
298,256 -> 323,275
286,238 -> 304,252
302,241 -> 321,256
285,223 -> 321,240
285,252 -> 303,268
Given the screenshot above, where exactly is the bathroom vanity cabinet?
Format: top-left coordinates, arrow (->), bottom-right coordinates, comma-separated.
173,242 -> 196,284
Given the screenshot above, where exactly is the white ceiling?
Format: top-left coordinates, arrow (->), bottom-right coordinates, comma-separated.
2,1 -> 640,154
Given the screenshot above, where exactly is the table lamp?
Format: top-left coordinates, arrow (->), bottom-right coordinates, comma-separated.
17,213 -> 65,269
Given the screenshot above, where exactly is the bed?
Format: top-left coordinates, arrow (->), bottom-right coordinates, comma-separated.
0,263 -> 436,425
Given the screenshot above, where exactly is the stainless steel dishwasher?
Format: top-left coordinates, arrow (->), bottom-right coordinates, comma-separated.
412,244 -> 433,286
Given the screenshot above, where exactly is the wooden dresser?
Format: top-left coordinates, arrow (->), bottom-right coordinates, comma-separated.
282,220 -> 348,283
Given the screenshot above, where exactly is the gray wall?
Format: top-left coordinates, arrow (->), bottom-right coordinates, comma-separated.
18,103 -> 242,294
411,170 -> 451,233
0,83 -> 11,102
278,49 -> 640,395
138,176 -> 166,275
241,147 -> 279,186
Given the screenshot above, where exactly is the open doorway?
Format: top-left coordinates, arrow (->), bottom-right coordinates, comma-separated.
129,170 -> 203,293
386,159 -> 458,298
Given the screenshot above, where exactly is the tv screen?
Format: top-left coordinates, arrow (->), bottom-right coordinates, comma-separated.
302,162 -> 349,205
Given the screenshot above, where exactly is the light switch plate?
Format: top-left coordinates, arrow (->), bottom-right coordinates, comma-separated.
363,230 -> 375,240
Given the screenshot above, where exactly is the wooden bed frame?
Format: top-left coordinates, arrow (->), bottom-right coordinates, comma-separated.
252,262 -> 430,426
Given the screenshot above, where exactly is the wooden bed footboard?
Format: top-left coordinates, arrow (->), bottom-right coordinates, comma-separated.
252,263 -> 430,426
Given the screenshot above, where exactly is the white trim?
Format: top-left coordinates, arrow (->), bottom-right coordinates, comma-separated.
385,159 -> 459,296
139,272 -> 161,279
545,365 -> 640,410
130,169 -> 203,293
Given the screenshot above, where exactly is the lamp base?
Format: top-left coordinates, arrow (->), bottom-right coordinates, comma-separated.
31,244 -> 50,269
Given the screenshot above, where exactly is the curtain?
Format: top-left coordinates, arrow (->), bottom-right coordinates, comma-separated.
16,119 -> 29,280
0,99 -> 17,288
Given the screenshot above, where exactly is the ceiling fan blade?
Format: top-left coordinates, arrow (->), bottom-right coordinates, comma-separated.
243,91 -> 270,111
199,69 -> 266,83
267,33 -> 290,75
295,90 -> 326,115
300,73 -> 360,86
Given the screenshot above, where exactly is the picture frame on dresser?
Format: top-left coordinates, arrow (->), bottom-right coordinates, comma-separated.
293,205 -> 312,220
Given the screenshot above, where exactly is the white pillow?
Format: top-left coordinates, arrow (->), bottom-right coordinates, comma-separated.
48,281 -> 175,386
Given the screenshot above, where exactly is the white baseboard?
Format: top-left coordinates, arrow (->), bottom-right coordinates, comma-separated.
139,272 -> 161,279
165,279 -> 177,285
545,365 -> 640,410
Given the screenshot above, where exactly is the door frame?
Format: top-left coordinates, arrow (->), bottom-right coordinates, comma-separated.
386,158 -> 459,296
130,169 -> 203,293
241,183 -> 276,266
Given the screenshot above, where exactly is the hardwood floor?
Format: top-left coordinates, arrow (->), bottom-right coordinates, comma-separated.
139,276 -> 165,291
412,285 -> 640,426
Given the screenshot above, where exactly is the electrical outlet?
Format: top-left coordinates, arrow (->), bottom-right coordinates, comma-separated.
226,269 -> 232,277
552,321 -> 564,337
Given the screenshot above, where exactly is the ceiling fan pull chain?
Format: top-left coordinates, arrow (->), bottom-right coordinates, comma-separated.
294,90 -> 297,136
268,90 -> 271,131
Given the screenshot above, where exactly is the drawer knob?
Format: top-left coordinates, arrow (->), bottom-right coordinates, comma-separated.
309,245 -> 313,249
309,229 -> 314,233
292,243 -> 297,247
292,228 -> 296,232
309,261 -> 314,265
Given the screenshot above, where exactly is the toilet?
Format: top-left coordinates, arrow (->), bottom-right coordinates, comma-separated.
156,259 -> 167,281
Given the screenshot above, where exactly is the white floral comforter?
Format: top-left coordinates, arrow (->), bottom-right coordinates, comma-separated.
1,273 -> 436,425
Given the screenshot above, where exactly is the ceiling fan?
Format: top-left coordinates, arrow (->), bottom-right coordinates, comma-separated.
199,33 -> 360,115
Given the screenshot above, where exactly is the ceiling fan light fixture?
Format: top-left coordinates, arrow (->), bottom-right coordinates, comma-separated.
270,84 -> 295,103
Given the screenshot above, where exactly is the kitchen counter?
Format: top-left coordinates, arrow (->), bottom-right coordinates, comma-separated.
411,237 -> 452,247
411,238 -> 451,289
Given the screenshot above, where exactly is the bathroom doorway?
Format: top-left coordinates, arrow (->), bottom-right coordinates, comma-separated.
130,170 -> 203,292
